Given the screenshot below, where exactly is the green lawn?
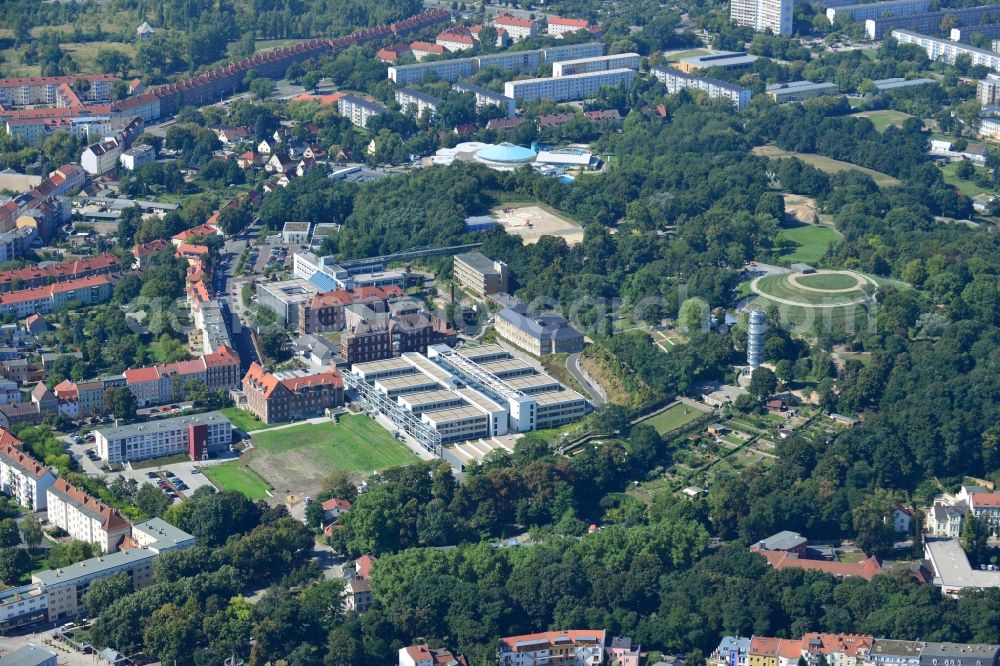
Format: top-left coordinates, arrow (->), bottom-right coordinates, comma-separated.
250,416 -> 418,473
203,462 -> 272,500
643,403 -> 706,436
777,222 -> 843,265
795,272 -> 861,290
753,145 -> 900,188
939,162 -> 995,198
220,407 -> 278,433
849,109 -> 913,132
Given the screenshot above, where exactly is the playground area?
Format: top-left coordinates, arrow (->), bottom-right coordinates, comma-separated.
492,204 -> 584,246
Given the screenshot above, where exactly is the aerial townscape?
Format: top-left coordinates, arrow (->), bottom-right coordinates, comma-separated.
0,0 -> 998,664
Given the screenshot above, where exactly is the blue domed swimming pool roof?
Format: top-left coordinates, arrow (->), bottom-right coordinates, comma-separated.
474,142 -> 536,164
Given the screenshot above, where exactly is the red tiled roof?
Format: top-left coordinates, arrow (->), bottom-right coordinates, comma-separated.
970,493 -> 1000,509
204,345 -> 239,367
0,441 -> 50,479
123,366 -> 163,384
753,548 -> 884,580
175,244 -> 210,257
242,362 -> 280,398
0,428 -> 22,450
549,16 -> 592,27
291,92 -> 347,106
801,634 -> 873,658
355,554 -> 374,579
281,369 -> 344,391
750,636 -> 782,657
494,14 -> 535,27
132,239 -> 170,258
778,639 -> 804,660
322,498 -> 351,512
172,223 -> 218,242
0,74 -> 118,86
0,253 -> 118,288
500,630 -> 606,651
410,41 -> 445,54
0,275 -> 112,307
50,477 -> 130,532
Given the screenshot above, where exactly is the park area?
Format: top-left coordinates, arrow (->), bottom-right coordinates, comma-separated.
777,220 -> 843,265
204,415 -> 418,501
753,145 -> 900,188
747,269 -> 880,335
491,203 -> 584,246
849,109 -> 913,133
641,402 -> 710,436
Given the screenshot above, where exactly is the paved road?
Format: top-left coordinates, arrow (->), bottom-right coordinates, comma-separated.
566,352 -> 606,406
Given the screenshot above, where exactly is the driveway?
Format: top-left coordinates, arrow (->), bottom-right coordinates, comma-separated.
566,352 -> 607,406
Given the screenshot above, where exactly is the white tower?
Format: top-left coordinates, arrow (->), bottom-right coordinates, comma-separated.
747,309 -> 766,372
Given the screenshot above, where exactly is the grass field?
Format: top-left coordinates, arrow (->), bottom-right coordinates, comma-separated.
642,403 -> 708,436
754,273 -> 871,306
939,162 -> 996,198
225,416 -> 420,500
753,145 -> 900,187
795,272 -> 861,289
219,407 -> 277,433
749,271 -> 875,334
204,463 -> 272,500
849,109 -> 913,132
777,221 -> 842,264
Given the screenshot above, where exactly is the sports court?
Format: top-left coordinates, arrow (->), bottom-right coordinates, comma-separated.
492,204 -> 584,246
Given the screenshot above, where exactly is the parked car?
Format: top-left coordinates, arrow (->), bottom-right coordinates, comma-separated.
146,471 -> 158,479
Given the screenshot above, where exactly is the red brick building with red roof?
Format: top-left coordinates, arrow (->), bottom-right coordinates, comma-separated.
241,363 -> 344,424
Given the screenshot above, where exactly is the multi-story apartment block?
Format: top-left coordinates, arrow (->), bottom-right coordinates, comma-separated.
0,589 -> 50,633
33,518 -> 193,621
453,252 -> 509,297
504,68 -> 635,103
452,82 -> 517,117
870,641 -> 924,666
476,50 -> 544,74
241,363 -> 344,424
394,88 -> 441,118
968,492 -> 1000,532
893,29 -> 1000,69
0,75 -> 119,107
542,43 -> 606,64
0,253 -> 119,294
652,66 -> 752,109
951,22 -> 1000,42
80,116 -> 143,175
46,479 -> 131,553
978,73 -> 1000,106
867,5 -> 1000,39
547,16 -> 599,38
0,438 -> 56,511
120,345 -> 240,408
0,275 -> 113,318
389,59 -> 476,85
495,303 -> 585,356
336,94 -> 387,128
551,53 -> 641,77
493,14 -> 537,42
498,630 -> 605,666
825,0 -> 929,24
94,411 -> 232,464
730,0 -> 793,35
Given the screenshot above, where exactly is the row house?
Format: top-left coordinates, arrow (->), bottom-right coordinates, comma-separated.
0,253 -> 119,293
498,630 -> 606,666
46,478 -> 131,554
726,636 -> 999,666
0,275 -> 114,318
241,363 -> 344,424
0,434 -> 56,511
122,345 -> 241,408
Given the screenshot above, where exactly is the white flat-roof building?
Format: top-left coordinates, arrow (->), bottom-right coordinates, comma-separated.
257,278 -> 321,324
867,5 -> 1000,39
388,58 -> 476,85
652,66 -> 752,110
452,82 -> 517,117
119,144 -> 154,171
336,94 -> 386,128
925,538 -> 1000,597
476,50 -> 543,74
504,68 -> 635,103
730,0 -> 793,35
282,221 -> 311,244
766,80 -> 840,103
552,53 -> 640,77
394,88 -> 441,118
94,411 -> 232,464
542,42 -> 606,64
893,29 -> 1000,69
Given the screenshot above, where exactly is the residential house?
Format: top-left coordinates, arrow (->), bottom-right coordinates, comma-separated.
410,42 -> 446,60
606,637 -> 640,666
0,435 -> 56,511
752,547 -> 884,580
711,637 -> 752,666
322,498 -> 351,523
498,630 -> 606,666
346,578 -> 372,612
869,640 -> 923,666
800,634 -> 873,666
399,644 -> 467,666
46,478 -> 131,553
893,505 -> 915,533
131,239 -> 170,270
493,14 -> 538,41
377,43 -> 413,62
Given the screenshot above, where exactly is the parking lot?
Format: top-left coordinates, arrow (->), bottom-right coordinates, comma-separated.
62,433 -> 230,504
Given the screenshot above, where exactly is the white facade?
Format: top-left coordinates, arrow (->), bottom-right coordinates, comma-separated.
119,144 -> 154,171
95,411 -> 232,464
0,449 -> 55,511
388,59 -> 476,85
893,30 -> 1000,70
747,309 -> 765,370
825,0 -> 929,23
337,95 -> 386,128
45,485 -> 130,554
394,88 -> 440,118
282,222 -> 312,244
504,68 -> 635,103
493,15 -> 538,42
652,66 -> 752,110
552,53 -> 641,77
730,0 -> 794,35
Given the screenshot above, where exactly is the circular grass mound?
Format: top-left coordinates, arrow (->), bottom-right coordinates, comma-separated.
793,272 -> 863,291
748,270 -> 878,335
